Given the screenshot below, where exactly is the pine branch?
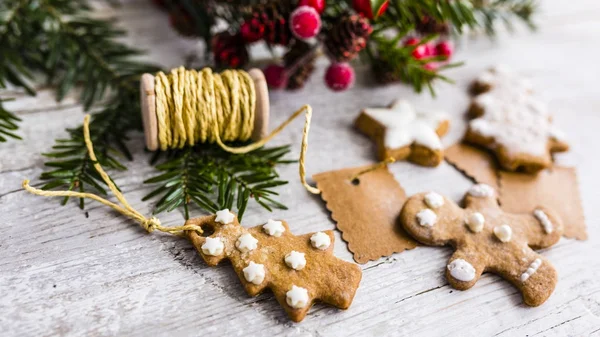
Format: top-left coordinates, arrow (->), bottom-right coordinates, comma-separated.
143,144 -> 293,221
371,34 -> 463,95
0,99 -> 22,142
471,0 -> 537,34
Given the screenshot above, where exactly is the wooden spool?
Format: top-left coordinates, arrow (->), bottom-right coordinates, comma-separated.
140,68 -> 270,151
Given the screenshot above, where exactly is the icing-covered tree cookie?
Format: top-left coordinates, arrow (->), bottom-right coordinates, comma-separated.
465,66 -> 569,173
185,210 -> 362,322
400,184 -> 564,306
354,99 -> 449,166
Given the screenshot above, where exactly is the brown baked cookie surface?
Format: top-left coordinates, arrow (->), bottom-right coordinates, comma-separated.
355,99 -> 449,166
400,184 -> 563,306
465,66 -> 569,173
186,210 -> 362,322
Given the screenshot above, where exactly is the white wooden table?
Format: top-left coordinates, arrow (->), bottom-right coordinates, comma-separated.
1,1 -> 599,336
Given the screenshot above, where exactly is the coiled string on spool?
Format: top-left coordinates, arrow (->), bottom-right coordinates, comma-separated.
153,66 -> 319,194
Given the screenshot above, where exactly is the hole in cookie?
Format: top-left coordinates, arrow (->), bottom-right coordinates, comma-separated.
200,224 -> 215,237
351,178 -> 360,186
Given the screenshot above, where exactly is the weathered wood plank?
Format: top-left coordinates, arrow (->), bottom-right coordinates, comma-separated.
1,0 -> 599,336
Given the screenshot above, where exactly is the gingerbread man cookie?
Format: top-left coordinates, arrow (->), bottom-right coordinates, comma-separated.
400,184 -> 564,306
185,210 -> 362,322
465,66 -> 569,173
354,99 -> 450,166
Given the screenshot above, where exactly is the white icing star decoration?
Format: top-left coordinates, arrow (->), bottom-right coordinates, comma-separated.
286,285 -> 309,309
285,251 -> 306,270
310,232 -> 331,250
263,219 -> 285,237
201,237 -> 224,256
243,261 -> 266,285
363,99 -> 447,151
416,209 -> 437,227
215,209 -> 235,225
236,233 -> 258,253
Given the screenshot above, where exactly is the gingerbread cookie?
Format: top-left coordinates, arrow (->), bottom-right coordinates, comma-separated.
400,184 -> 564,306
354,99 -> 450,166
465,66 -> 569,173
185,210 -> 362,322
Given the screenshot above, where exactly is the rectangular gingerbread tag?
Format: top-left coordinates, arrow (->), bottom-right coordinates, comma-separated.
444,143 -> 500,190
313,165 -> 418,264
499,166 -> 587,240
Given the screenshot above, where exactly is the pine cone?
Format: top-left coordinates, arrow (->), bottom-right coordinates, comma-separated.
283,41 -> 316,90
247,1 -> 293,46
415,15 -> 450,35
212,32 -> 249,69
323,14 -> 372,62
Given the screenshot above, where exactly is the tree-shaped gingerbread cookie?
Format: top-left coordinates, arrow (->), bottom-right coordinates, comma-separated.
185,210 -> 362,322
400,184 -> 563,306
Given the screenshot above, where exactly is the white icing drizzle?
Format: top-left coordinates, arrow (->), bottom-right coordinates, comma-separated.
364,99 -> 447,150
447,259 -> 476,282
416,209 -> 437,227
468,184 -> 495,198
424,192 -> 445,209
470,66 -> 566,157
533,209 -> 554,234
521,258 -> 542,282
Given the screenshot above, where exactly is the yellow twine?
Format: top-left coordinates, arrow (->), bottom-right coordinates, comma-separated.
22,115 -> 204,237
154,67 -> 319,194
350,157 -> 397,182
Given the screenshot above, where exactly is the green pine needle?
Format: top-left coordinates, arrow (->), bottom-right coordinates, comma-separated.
143,144 -> 294,221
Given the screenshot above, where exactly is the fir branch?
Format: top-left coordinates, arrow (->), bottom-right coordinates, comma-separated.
371,34 -> 463,95
0,99 -> 21,142
471,0 -> 537,34
143,144 -> 293,221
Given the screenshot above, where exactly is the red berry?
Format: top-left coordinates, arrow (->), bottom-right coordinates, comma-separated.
298,0 -> 326,14
325,63 -> 355,91
352,0 -> 389,19
436,41 -> 454,59
404,37 -> 420,46
240,20 -> 265,43
423,63 -> 439,71
412,45 -> 428,59
289,6 -> 322,40
424,42 -> 436,57
264,65 -> 288,89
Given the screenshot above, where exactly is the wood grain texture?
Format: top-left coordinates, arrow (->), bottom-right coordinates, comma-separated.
1,0 -> 599,336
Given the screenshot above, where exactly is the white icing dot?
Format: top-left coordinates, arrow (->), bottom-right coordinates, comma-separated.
466,212 -> 485,232
493,224 -> 512,243
235,233 -> 258,253
424,192 -> 445,209
416,209 -> 437,227
215,209 -> 235,225
468,184 -> 495,198
447,259 -> 476,282
363,99 -> 447,151
310,232 -> 331,250
201,237 -> 224,256
533,209 -> 554,234
263,219 -> 285,237
284,251 -> 306,270
243,261 -> 265,285
286,285 -> 309,309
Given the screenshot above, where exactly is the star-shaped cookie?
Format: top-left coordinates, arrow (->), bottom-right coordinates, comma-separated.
354,99 -> 450,166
